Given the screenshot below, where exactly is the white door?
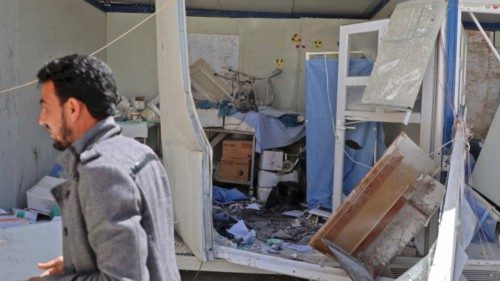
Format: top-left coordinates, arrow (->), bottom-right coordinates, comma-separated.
155,0 -> 213,261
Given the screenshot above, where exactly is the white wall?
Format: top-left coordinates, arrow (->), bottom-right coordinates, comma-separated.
106,14 -> 362,112
106,13 -> 158,100
0,0 -> 106,209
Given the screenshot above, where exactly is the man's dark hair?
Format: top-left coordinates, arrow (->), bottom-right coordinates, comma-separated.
37,54 -> 117,120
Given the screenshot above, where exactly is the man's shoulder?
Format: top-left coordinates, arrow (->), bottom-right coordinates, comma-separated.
80,135 -> 155,169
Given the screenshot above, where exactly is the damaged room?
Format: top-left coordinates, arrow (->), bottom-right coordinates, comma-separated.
1,0 -> 500,281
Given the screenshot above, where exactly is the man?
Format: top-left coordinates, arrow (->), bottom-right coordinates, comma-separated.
31,54 -> 180,280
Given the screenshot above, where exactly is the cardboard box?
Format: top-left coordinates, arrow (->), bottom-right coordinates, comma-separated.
222,140 -> 253,159
27,176 -> 65,214
132,96 -> 145,110
258,150 -> 283,171
219,158 -> 251,182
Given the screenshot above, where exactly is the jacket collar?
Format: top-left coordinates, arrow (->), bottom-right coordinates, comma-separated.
56,116 -> 121,175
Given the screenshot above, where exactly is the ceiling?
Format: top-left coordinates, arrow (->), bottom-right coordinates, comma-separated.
85,0 -> 500,30
85,0 -> 392,19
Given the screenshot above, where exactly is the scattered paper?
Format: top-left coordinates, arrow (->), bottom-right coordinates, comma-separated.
244,203 -> 261,210
227,220 -> 255,245
282,242 -> 312,253
281,210 -> 305,218
0,209 -> 7,215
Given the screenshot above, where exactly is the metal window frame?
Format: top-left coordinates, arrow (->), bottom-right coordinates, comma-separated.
333,19 -> 439,211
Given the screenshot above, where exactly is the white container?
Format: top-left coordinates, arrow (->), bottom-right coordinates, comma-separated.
27,176 -> 65,215
258,150 -> 284,171
257,186 -> 273,203
257,169 -> 299,188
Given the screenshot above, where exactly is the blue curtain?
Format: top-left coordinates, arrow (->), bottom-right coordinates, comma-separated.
305,58 -> 385,209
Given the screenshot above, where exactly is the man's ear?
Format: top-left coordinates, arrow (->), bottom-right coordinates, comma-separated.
65,97 -> 82,122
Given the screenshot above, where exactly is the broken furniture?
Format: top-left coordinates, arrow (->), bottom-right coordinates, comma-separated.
189,58 -> 234,102
333,17 -> 441,212
310,133 -> 445,277
204,128 -> 256,194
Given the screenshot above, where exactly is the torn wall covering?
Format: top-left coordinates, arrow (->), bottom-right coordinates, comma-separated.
465,30 -> 500,139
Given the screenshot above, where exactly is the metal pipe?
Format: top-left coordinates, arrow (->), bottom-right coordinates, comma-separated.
468,11 -> 500,63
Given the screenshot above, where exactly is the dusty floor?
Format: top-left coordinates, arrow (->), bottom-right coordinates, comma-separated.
180,270 -> 306,280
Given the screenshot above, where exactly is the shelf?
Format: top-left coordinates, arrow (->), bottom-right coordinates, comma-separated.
204,127 -> 254,135
344,111 -> 421,124
214,178 -> 252,186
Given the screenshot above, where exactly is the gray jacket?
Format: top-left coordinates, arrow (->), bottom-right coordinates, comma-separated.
45,117 -> 180,281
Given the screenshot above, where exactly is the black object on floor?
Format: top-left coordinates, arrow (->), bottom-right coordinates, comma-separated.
265,181 -> 304,209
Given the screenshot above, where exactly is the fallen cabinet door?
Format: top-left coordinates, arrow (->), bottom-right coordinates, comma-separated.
310,132 -> 444,277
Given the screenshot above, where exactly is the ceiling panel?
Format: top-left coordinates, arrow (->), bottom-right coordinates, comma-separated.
109,0 -> 154,4
292,0 -> 380,17
186,0 -> 222,10
95,0 -> 393,19
218,0 -> 294,13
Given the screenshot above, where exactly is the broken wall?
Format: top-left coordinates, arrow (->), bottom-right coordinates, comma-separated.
106,14 -> 364,112
0,0 -> 106,209
465,30 -> 500,139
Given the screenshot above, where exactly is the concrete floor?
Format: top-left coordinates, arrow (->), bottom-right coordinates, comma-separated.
180,271 -> 306,281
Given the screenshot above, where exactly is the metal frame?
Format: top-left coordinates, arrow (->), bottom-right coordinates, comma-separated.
332,19 -> 439,211
428,2 -> 500,279
84,0 -> 392,18
428,123 -> 467,281
214,246 -> 350,281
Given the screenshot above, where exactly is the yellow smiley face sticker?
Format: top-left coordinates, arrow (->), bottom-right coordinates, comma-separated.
313,40 -> 323,49
275,58 -> 284,68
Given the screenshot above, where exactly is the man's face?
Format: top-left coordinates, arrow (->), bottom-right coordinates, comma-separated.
39,81 -> 73,151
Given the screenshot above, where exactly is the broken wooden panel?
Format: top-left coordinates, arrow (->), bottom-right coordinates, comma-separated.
189,58 -> 233,102
356,175 -> 444,273
361,0 -> 446,110
310,133 -> 444,277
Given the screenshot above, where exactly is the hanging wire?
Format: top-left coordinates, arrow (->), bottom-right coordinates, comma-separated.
428,137 -> 465,156
192,261 -> 203,280
0,0 -> 174,96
